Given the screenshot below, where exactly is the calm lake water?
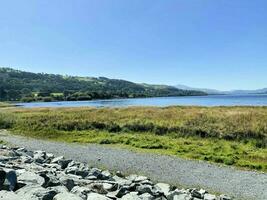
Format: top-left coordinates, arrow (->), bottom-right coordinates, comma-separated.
16,94 -> 267,108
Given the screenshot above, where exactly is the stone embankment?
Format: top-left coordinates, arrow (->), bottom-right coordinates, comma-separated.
0,144 -> 231,200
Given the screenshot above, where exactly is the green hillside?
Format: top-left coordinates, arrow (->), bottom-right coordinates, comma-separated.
0,68 -> 206,102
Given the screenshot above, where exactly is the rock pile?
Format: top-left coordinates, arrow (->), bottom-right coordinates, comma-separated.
0,144 -> 232,200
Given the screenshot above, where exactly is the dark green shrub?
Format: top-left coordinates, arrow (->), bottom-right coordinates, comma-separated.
42,97 -> 52,102
76,96 -> 92,101
91,121 -> 107,130
123,122 -> 154,132
99,139 -> 112,144
21,97 -> 35,102
107,123 -> 121,132
223,157 -> 236,165
255,139 -> 267,148
154,126 -> 168,135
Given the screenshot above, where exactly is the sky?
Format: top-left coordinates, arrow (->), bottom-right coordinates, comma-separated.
0,0 -> 267,90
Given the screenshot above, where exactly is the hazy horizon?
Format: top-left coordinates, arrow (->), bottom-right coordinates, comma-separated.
1,0 -> 267,90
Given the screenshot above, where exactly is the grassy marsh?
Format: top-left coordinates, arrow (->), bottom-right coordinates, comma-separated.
0,106 -> 267,171
0,102 -> 13,108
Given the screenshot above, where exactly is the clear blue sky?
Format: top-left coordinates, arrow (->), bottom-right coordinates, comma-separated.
0,0 -> 266,90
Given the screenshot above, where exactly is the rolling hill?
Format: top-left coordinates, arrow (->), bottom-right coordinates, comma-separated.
0,68 -> 206,102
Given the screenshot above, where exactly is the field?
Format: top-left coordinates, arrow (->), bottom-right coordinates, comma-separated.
0,106 -> 267,171
0,102 -> 13,108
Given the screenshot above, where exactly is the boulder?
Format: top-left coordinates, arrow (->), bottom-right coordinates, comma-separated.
0,170 -> 6,190
5,170 -> 17,191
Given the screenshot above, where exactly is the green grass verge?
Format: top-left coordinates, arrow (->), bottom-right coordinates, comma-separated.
11,129 -> 267,172
1,106 -> 267,171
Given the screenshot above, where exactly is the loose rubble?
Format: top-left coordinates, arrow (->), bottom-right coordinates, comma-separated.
0,144 -> 232,200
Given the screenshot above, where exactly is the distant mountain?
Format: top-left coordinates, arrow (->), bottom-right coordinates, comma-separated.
175,84 -> 223,95
0,68 -> 206,102
175,84 -> 267,95
228,88 -> 267,94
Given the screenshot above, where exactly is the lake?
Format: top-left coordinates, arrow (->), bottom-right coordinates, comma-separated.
16,94 -> 267,108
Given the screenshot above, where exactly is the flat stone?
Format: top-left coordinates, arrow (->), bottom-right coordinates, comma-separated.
0,191 -> 20,200
71,186 -> 91,200
53,192 -> 83,200
17,171 -> 45,185
219,194 -> 232,200
59,177 -> 75,191
16,185 -> 57,200
155,183 -> 171,196
172,194 -> 192,200
204,193 -> 216,200
86,193 -> 109,200
121,192 -> 141,200
139,192 -> 154,200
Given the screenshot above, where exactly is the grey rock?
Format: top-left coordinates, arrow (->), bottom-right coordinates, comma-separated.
52,156 -> 72,169
0,170 -> 6,190
49,186 -> 69,194
89,183 -> 108,195
136,185 -> 154,195
86,193 -> 109,200
53,192 -> 83,200
155,183 -> 171,196
5,170 -> 17,191
46,153 -> 55,160
121,192 -> 141,200
139,192 -> 154,200
0,144 -> 229,200
172,194 -> 192,200
191,189 -> 206,199
204,193 -> 216,200
16,185 -> 57,200
102,183 -> 113,191
113,175 -> 132,186
59,177 -> 75,191
71,186 -> 91,200
33,150 -> 46,163
20,155 -> 33,164
51,156 -> 64,164
219,194 -> 231,200
115,185 -> 130,198
17,171 -> 45,186
0,191 -> 20,200
40,172 -> 61,188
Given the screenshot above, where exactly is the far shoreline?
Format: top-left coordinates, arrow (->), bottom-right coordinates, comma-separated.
9,93 -> 267,108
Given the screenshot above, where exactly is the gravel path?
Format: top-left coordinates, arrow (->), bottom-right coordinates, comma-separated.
0,130 -> 266,200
